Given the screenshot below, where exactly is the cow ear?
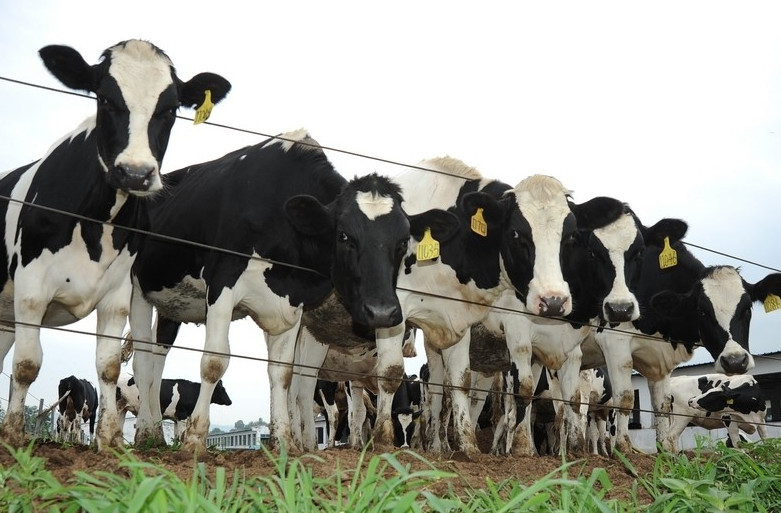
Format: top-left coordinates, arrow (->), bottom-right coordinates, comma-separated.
285,194 -> 334,235
569,197 -> 625,231
745,272 -> 781,304
39,45 -> 97,92
642,218 -> 689,247
409,209 -> 460,243
179,72 -> 232,109
460,191 -> 504,226
649,289 -> 694,318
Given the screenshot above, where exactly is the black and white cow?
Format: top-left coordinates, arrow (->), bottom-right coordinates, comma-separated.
56,376 -> 98,444
116,373 -> 232,440
665,374 -> 768,449
582,230 -> 781,453
128,130 -> 457,451
466,206 -> 662,456
372,158 -> 624,455
0,40 -> 230,449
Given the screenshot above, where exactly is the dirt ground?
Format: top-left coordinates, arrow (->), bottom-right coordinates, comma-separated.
0,431 -> 659,504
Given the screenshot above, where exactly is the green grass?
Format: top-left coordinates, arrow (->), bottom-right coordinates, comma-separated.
1,438 -> 780,512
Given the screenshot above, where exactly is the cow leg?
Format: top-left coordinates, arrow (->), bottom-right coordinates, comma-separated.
0,329 -> 14,375
648,376 -> 675,452
93,292 -> 131,450
422,342 -> 446,453
182,294 -> 234,453
505,338 -> 535,456
597,333 -> 634,454
130,286 -> 169,447
442,334 -> 479,456
292,329 -> 328,451
347,382 -> 368,448
372,324 -> 405,450
265,320 -> 301,452
317,389 -> 338,448
0,285 -> 48,446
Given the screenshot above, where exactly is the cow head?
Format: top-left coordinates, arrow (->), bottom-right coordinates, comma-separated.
688,375 -> 766,416
471,175 -> 624,317
39,40 -> 231,195
582,211 -> 689,324
286,173 -> 459,328
211,379 -> 233,406
651,267 -> 781,374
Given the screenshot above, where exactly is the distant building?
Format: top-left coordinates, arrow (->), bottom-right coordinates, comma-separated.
629,351 -> 781,451
205,415 -> 329,450
206,426 -> 270,450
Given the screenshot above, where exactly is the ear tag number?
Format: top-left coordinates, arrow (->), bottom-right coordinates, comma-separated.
658,236 -> 678,269
193,90 -> 214,125
416,228 -> 440,261
471,208 -> 488,237
764,293 -> 781,313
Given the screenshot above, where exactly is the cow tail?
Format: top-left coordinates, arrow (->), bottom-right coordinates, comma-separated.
121,331 -> 134,363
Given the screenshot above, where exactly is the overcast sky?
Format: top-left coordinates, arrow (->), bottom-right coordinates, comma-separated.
1,2 -> 779,430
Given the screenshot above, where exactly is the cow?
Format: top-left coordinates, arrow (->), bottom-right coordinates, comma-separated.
664,374 -> 768,450
582,230 -> 781,453
372,160 -> 624,455
116,373 -> 232,440
56,376 -> 98,444
362,157 -> 622,455
0,40 -> 230,449
127,129 -> 458,451
462,206 -> 665,456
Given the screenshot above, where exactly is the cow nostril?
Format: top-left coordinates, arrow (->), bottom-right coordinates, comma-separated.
539,296 -> 565,317
363,303 -> 402,327
605,302 -> 635,322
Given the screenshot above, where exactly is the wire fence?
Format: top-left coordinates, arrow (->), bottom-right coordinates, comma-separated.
0,74 -> 779,446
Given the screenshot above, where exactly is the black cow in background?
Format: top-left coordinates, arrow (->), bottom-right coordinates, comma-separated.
116,374 -> 232,441
57,376 -> 98,444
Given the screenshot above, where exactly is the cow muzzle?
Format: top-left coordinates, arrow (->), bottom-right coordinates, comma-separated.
537,296 -> 568,317
719,352 -> 751,375
361,301 -> 403,328
110,163 -> 162,194
604,301 -> 636,323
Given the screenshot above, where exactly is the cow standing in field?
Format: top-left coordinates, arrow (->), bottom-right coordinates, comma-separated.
128,130 -> 458,451
581,235 -> 781,453
372,159 -> 625,455
450,205 -> 659,456
665,374 -> 768,449
116,373 -> 232,440
0,40 -> 230,449
56,376 -> 98,444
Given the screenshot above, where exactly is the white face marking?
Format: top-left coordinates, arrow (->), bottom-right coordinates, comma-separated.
108,41 -> 173,190
396,413 -> 413,447
514,175 -> 572,315
702,268 -> 755,371
356,190 -> 394,220
701,268 -> 744,326
593,213 -> 640,319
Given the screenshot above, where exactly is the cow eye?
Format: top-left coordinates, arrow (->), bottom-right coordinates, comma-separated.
512,230 -> 519,239
338,231 -> 349,242
397,239 -> 409,254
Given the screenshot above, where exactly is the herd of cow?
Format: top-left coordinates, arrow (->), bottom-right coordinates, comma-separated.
1,39 -> 779,458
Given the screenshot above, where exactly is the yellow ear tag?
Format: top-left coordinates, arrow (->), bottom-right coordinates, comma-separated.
658,236 -> 678,269
471,207 -> 488,237
764,293 -> 781,313
193,90 -> 214,125
726,398 -> 734,405
416,228 -> 440,261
